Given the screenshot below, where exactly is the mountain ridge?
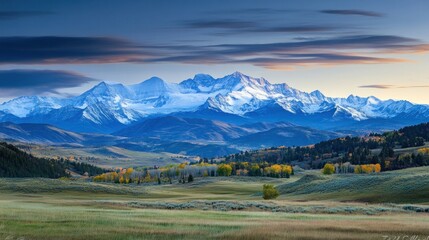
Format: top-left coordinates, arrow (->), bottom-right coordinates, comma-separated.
0,71 -> 428,133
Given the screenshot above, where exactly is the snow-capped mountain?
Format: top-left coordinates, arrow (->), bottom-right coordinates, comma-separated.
0,71 -> 428,133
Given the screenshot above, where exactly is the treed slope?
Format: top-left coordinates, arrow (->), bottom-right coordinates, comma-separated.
0,142 -> 67,178
0,142 -> 105,178
224,122 -> 429,170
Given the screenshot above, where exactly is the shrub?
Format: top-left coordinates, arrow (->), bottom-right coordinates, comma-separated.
322,163 -> 335,175
262,184 -> 279,200
188,174 -> 194,182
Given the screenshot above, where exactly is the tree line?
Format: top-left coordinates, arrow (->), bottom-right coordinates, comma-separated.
93,162 -> 294,184
0,142 -> 106,178
222,122 -> 429,171
0,142 -> 67,178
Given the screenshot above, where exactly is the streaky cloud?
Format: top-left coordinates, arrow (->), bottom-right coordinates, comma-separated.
144,35 -> 422,69
183,18 -> 340,33
0,69 -> 95,96
321,9 -> 383,17
184,20 -> 257,29
253,25 -> 337,33
0,36 -> 150,64
359,84 -> 395,89
359,84 -> 429,89
0,34 -> 427,70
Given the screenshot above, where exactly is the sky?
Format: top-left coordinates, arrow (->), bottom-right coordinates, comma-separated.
0,0 -> 428,103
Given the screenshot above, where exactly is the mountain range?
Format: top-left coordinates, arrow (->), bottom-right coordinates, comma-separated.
1,71 -> 428,133
0,72 -> 428,156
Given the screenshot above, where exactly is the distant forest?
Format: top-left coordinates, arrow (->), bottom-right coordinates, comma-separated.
2,122 -> 429,178
0,142 -> 105,178
224,122 -> 429,171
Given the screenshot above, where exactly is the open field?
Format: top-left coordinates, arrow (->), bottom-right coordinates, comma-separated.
1,167 -> 429,239
14,142 -> 191,168
1,200 -> 429,240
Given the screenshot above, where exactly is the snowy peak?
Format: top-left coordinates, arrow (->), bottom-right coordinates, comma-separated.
0,96 -> 64,117
83,81 -> 130,97
179,71 -> 270,94
0,71 -> 428,134
182,74 -> 216,88
230,71 -> 270,87
130,77 -> 172,98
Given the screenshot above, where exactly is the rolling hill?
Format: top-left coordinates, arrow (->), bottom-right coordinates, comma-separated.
0,122 -> 121,146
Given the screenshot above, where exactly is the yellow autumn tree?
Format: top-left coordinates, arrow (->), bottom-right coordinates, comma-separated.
143,171 -> 152,183
281,165 -> 292,176
217,164 -> 232,176
322,163 -> 335,175
417,148 -> 429,155
125,168 -> 134,175
354,165 -> 362,174
361,164 -> 373,173
93,173 -> 106,182
271,164 -> 282,177
374,163 -> 381,173
178,162 -> 188,169
354,164 -> 381,174
119,176 -> 125,184
110,172 -> 118,182
124,168 -> 134,183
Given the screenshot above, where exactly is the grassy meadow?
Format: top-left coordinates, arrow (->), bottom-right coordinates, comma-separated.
1,167 -> 429,239
14,142 -> 190,168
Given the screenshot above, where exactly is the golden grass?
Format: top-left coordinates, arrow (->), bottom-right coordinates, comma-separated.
1,169 -> 429,239
1,197 -> 429,240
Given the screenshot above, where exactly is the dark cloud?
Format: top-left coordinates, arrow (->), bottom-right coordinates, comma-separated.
0,69 -> 95,96
0,10 -> 54,20
185,20 -> 257,29
212,35 -> 418,56
359,84 -> 429,89
0,36 -> 149,64
254,25 -> 337,33
0,34 -> 427,70
184,18 -> 339,33
143,35 -> 423,69
205,8 -> 300,15
321,9 -> 383,17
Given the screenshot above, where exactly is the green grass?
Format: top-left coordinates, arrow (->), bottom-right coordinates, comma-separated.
15,143 -> 188,168
1,167 -> 429,239
277,167 -> 429,203
1,199 -> 429,240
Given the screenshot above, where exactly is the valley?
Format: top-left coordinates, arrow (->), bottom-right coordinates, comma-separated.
1,129 -> 429,239
2,1 -> 429,239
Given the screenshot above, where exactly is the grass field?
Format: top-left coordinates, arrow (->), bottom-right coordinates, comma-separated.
278,166 -> 429,204
1,167 -> 429,239
15,142 -> 191,168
